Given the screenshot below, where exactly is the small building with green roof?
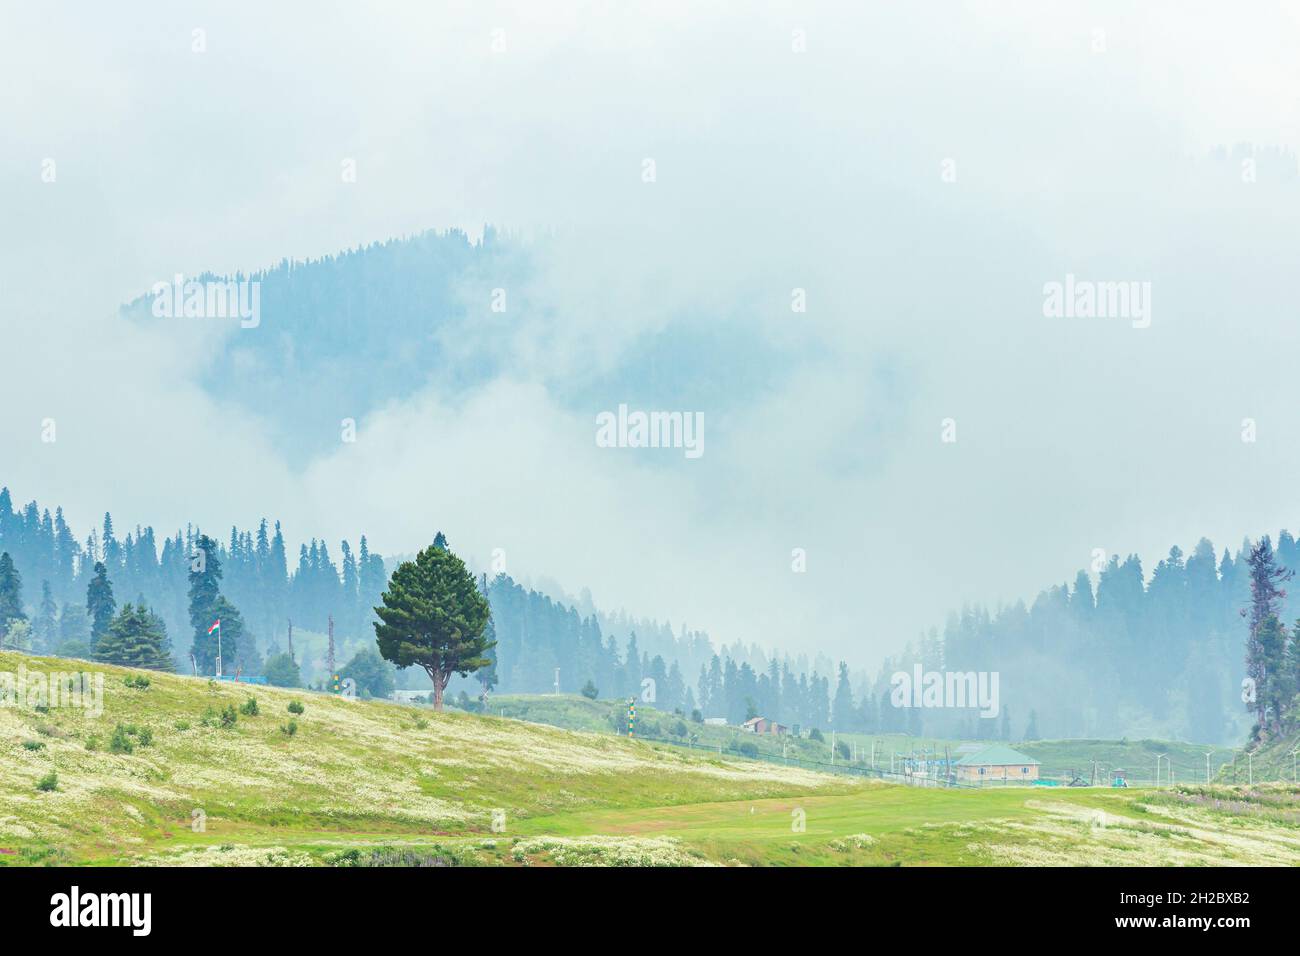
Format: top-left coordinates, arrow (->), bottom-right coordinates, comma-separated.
955,744 -> 1040,784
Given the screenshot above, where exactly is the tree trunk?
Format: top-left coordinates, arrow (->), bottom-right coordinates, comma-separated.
432,670 -> 448,711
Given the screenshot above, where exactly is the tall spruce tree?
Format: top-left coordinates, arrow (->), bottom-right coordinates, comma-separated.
1245,537 -> 1292,734
85,561 -> 116,653
189,535 -> 228,673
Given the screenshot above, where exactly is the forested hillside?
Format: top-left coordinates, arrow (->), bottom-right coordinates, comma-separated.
119,228 -> 532,461
0,482 -> 1285,746
882,540 -> 1256,745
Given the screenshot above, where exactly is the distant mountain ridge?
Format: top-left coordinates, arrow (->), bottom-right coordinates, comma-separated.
118,227 -> 794,463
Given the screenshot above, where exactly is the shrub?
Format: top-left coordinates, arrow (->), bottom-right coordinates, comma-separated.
808,727 -> 825,742
136,727 -> 153,748
280,720 -> 298,737
174,720 -> 190,731
22,740 -> 45,751
239,697 -> 259,717
671,720 -> 689,738
84,735 -> 100,751
328,846 -> 457,867
123,675 -> 151,689
219,704 -> 238,728
580,680 -> 599,700
737,740 -> 759,758
109,724 -> 134,754
287,700 -> 304,715
36,772 -> 58,792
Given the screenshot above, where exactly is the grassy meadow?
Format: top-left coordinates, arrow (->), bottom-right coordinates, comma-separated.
2,652 -> 1297,867
481,694 -> 1248,787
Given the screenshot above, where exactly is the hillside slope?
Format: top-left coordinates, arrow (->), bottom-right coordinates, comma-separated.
0,652 -> 850,865
1227,731 -> 1300,784
5,653 -> 1299,867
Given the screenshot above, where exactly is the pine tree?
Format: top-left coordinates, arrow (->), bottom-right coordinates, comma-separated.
94,603 -> 174,670
0,552 -> 26,646
263,651 -> 301,687
373,540 -> 494,710
188,535 -> 229,673
341,540 -> 359,634
340,646 -> 396,699
57,603 -> 91,657
832,661 -> 855,730
358,535 -> 387,633
34,580 -> 58,652
101,512 -> 121,571
624,633 -> 642,699
1244,536 -> 1293,735
477,573 -> 498,698
85,561 -> 116,653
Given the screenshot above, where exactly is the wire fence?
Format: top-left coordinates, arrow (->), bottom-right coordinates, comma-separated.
626,732 -> 1300,789
631,733 -> 986,788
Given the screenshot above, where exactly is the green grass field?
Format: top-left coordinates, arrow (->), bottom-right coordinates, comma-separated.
481,694 -> 1247,787
3,653 -> 1297,867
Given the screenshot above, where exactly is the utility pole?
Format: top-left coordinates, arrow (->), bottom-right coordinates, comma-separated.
1205,752 -> 1212,784
554,667 -> 560,695
287,617 -> 295,666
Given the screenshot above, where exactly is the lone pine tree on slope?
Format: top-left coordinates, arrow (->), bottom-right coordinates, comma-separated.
373,534 -> 494,711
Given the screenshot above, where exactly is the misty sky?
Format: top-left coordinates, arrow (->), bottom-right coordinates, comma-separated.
3,2 -> 1300,669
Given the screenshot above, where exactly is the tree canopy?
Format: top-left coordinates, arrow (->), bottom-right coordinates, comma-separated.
94,602 -> 174,671
373,536 -> 494,710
